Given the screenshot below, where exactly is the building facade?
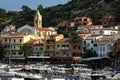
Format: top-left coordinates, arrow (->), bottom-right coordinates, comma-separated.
1,34 -> 35,60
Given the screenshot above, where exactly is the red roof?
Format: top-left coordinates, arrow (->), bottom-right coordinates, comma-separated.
24,39 -> 43,45
58,38 -> 70,42
2,34 -> 27,38
35,27 -> 56,32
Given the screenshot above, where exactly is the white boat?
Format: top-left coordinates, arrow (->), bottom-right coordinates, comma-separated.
51,65 -> 72,74
0,72 -> 24,80
51,76 -> 65,80
71,64 -> 92,75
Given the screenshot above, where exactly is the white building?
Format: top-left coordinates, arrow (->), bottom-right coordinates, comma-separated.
90,28 -> 118,35
2,25 -> 16,33
17,24 -> 35,34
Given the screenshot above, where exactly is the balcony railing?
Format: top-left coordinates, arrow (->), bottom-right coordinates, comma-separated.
58,47 -> 70,50
2,41 -> 22,44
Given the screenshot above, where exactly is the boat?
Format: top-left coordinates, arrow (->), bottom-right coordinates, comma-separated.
0,72 -> 24,80
71,64 -> 92,75
51,65 -> 72,74
90,73 -> 107,80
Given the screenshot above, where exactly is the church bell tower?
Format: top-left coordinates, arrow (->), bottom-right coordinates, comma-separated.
34,10 -> 42,27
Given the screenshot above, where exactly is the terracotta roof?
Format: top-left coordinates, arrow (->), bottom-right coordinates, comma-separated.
24,39 -> 42,45
89,34 -> 101,37
95,37 -> 110,42
102,15 -> 115,18
79,33 -> 91,37
2,34 -> 27,38
35,27 -> 56,32
58,38 -> 70,42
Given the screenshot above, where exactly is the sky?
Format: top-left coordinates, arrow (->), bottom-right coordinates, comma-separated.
0,0 -> 70,11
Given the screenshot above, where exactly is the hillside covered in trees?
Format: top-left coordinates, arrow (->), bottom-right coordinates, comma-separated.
0,0 -> 120,29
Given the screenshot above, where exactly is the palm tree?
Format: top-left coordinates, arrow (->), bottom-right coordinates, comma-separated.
70,31 -> 82,63
20,45 -> 31,66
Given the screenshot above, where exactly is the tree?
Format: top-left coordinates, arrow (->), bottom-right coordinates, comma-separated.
0,8 -> 6,18
21,45 -> 31,57
20,45 -> 31,65
0,44 -> 5,61
21,5 -> 32,14
83,49 -> 98,58
70,31 -> 82,57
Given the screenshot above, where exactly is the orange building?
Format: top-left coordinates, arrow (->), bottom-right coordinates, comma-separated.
101,15 -> 116,27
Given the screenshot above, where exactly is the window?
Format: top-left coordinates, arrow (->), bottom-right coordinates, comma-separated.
14,46 -> 15,49
66,45 -> 69,47
78,46 -> 80,49
100,53 -> 102,57
57,45 -> 60,47
100,47 -> 102,51
19,39 -> 22,42
93,44 -> 97,47
84,18 -> 87,21
63,52 -> 66,55
56,52 -> 58,55
4,45 -> 7,48
14,39 -> 16,43
83,22 -> 86,25
4,39 -> 7,42
40,47 -> 43,50
73,46 -> 76,49
36,47 -> 38,50
91,40 -> 93,43
103,47 -> 105,51
29,46 -> 32,48
84,41 -> 86,45
62,45 -> 65,47
72,53 -> 76,56
48,32 -> 50,35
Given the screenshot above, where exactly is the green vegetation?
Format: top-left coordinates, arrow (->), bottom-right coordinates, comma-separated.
83,49 -> 98,58
0,0 -> 120,29
0,44 -> 5,60
70,31 -> 82,57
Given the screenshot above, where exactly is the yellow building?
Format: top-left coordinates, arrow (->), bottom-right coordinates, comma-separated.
17,10 -> 57,40
1,34 -> 35,59
34,27 -> 57,39
55,38 -> 71,57
44,34 -> 64,57
51,38 -> 73,64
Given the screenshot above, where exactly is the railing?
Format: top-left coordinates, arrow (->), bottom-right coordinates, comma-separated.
2,41 -> 22,44
58,47 -> 70,50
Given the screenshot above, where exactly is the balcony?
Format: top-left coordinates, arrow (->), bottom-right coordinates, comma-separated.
1,41 -> 11,44
58,47 -> 70,50
2,41 -> 22,44
11,42 -> 22,44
